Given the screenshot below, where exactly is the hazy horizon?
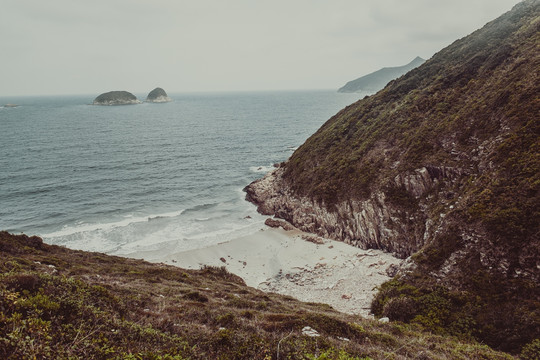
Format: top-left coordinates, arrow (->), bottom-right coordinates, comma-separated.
1,0 -> 522,97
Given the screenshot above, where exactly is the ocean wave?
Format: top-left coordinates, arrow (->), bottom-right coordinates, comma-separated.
182,202 -> 219,214
42,209 -> 185,238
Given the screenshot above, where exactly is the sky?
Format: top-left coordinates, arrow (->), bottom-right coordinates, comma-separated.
0,0 -> 523,96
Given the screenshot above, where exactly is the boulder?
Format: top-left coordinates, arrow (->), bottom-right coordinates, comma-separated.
264,218 -> 296,231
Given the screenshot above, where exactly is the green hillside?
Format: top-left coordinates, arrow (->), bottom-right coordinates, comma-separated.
248,0 -> 539,354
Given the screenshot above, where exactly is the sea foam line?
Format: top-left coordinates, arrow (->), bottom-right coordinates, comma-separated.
41,209 -> 186,238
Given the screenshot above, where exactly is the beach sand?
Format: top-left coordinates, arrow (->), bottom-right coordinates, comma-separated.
126,225 -> 402,317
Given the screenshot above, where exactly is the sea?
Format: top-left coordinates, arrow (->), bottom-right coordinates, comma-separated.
0,90 -> 361,258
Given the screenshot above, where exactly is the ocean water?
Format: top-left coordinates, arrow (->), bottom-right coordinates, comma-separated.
0,91 -> 360,258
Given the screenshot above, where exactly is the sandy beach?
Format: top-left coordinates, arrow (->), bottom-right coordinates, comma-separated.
125,223 -> 402,317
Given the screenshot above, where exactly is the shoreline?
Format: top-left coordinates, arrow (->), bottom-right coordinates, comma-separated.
124,225 -> 402,317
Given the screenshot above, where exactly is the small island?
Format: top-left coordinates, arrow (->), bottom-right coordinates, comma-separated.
146,87 -> 171,103
3,104 -> 18,108
93,91 -> 141,106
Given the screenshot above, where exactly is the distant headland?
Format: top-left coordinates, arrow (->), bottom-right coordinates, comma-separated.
338,56 -> 425,93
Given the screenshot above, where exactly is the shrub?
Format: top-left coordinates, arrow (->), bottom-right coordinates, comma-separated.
3,273 -> 41,293
183,291 -> 208,303
382,297 -> 417,322
520,339 -> 540,360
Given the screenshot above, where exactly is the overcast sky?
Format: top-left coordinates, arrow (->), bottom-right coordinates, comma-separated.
0,0 -> 522,96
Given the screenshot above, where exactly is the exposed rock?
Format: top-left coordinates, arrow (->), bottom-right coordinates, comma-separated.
301,326 -> 320,337
385,264 -> 400,277
302,235 -> 325,245
146,87 -> 171,103
264,218 -> 296,231
93,91 -> 140,106
245,166 -> 440,258
3,103 -> 18,108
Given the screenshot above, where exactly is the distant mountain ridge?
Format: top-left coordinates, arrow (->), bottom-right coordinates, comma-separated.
338,56 -> 425,93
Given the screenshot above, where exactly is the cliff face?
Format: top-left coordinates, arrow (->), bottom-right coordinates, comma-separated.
338,56 -> 425,93
247,164 -> 466,259
246,0 -> 539,353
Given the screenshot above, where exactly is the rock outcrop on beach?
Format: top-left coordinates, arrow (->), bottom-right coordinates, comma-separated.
146,87 -> 172,103
246,0 -> 540,353
93,91 -> 140,105
338,56 -> 425,93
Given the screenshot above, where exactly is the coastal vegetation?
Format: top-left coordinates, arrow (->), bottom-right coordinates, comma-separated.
248,0 -> 539,355
0,232 -> 517,359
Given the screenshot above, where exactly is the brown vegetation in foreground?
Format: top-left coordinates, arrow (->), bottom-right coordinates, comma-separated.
0,231 -> 520,359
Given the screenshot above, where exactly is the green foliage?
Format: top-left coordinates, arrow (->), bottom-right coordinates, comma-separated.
412,230 -> 463,270
278,1 -> 540,356
382,296 -> 416,323
372,273 -> 540,353
0,231 -> 519,359
520,339 -> 540,360
306,347 -> 372,360
383,184 -> 419,211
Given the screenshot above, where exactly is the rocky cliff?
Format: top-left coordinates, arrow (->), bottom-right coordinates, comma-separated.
93,90 -> 140,105
246,0 -> 539,353
338,56 -> 425,93
146,87 -> 171,103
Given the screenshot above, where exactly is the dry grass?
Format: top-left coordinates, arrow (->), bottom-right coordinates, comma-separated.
0,231 -> 516,359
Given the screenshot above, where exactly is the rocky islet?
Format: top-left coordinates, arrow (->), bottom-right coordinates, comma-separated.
92,87 -> 171,105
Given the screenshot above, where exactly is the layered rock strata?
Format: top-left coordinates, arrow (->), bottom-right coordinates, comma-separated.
245,164 -> 465,259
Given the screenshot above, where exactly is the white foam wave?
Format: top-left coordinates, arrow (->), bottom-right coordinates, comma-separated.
40,193 -> 267,259
42,209 -> 185,238
109,210 -> 267,259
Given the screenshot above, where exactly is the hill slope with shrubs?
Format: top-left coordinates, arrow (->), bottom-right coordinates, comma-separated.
0,231 -> 520,359
246,0 -> 539,354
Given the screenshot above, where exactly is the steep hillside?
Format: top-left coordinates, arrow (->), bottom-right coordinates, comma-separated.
246,0 -> 539,354
338,57 -> 425,93
0,232 -> 517,360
